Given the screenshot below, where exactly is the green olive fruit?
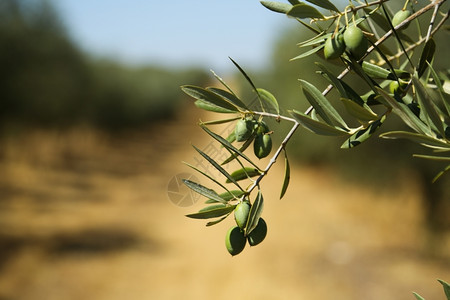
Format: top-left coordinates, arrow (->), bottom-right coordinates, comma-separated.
234,200 -> 251,229
343,25 -> 368,60
389,80 -> 408,95
247,218 -> 267,246
254,133 -> 272,159
235,118 -> 254,142
324,33 -> 345,60
392,9 -> 412,29
255,120 -> 270,134
225,226 -> 246,256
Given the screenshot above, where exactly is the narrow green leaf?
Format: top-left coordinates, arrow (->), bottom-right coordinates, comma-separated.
287,3 -> 324,19
222,134 -> 255,165
380,131 -> 450,149
299,79 -> 349,129
194,100 -> 237,113
207,87 -> 248,110
205,190 -> 246,204
298,32 -> 328,48
199,117 -> 241,126
304,0 -> 338,12
376,87 -> 432,135
182,179 -> 224,203
418,39 -> 436,78
226,167 -> 261,183
341,80 -> 366,106
341,98 -> 378,122
412,155 -> 450,162
200,125 -> 260,169
316,63 -> 347,98
412,76 -> 445,138
183,161 -> 230,201
182,85 -> 239,112
361,61 -> 409,80
280,150 -> 290,199
341,116 -> 386,148
206,214 -> 231,226
257,88 -> 279,114
290,110 -> 350,136
192,145 -> 242,190
291,45 -> 324,61
431,165 -> 450,183
186,205 -> 236,219
427,62 -> 450,116
413,292 -> 426,300
245,188 -> 264,236
363,8 -> 413,43
229,57 -> 259,96
260,1 -> 292,14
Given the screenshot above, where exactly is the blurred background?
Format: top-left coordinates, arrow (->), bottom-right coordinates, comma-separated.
0,0 -> 449,299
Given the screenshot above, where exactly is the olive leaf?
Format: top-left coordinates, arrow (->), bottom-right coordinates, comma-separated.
222,134 -> 255,165
199,116 -> 241,126
291,45 -> 324,61
427,62 -> 450,116
181,85 -> 239,113
260,1 -> 292,14
316,63 -> 347,98
380,131 -> 450,149
341,115 -> 386,149
280,150 -> 290,199
200,124 -> 260,169
340,98 -> 378,122
413,292 -> 426,300
361,61 -> 409,80
207,87 -> 248,110
412,76 -> 445,138
304,0 -> 338,12
438,278 -> 450,300
257,88 -> 279,114
418,39 -> 436,79
192,145 -> 243,190
290,109 -> 350,136
287,3 -> 324,19
299,79 -> 349,129
206,214 -> 232,226
182,179 -> 224,203
245,188 -> 264,236
226,167 -> 262,183
205,190 -> 247,204
185,205 -> 236,219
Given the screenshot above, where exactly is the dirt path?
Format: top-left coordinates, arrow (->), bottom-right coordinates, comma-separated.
0,104 -> 449,300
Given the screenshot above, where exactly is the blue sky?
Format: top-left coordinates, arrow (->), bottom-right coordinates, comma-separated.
53,0 -> 289,73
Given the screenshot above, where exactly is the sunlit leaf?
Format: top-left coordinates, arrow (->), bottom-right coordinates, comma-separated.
206,214 -> 231,226
380,131 -> 450,149
222,134 -> 255,165
290,110 -> 350,136
412,76 -> 445,138
257,88 -> 279,114
199,116 -> 241,126
183,162 -> 230,201
207,87 -> 248,110
186,205 -> 236,219
299,79 -> 348,129
305,0 -> 338,12
192,145 -> 243,190
182,85 -> 239,112
194,100 -> 237,113
226,167 -> 261,183
291,45 -> 324,61
418,39 -> 436,78
376,87 -> 432,135
439,278 -> 450,300
340,98 -> 378,122
287,3 -> 324,19
260,1 -> 292,14
245,188 -> 264,236
413,292 -> 426,300
280,150 -> 290,199
341,116 -> 386,148
316,63 -> 347,98
361,61 -> 409,80
182,179 -> 224,203
427,62 -> 450,116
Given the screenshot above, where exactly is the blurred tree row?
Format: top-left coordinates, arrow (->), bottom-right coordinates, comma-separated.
0,0 -> 209,129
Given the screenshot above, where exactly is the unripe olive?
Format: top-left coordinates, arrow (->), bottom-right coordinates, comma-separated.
392,9 -> 412,29
235,118 -> 254,142
389,80 -> 408,95
343,25 -> 368,60
255,120 -> 270,134
225,226 -> 246,256
324,33 -> 345,60
234,200 -> 251,229
253,133 -> 272,159
247,218 -> 267,246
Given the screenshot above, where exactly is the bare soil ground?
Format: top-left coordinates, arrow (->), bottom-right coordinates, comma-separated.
0,104 -> 449,300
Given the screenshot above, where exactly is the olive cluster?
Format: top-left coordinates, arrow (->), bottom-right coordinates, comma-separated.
324,9 -> 411,61
234,117 -> 272,159
225,201 -> 267,256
